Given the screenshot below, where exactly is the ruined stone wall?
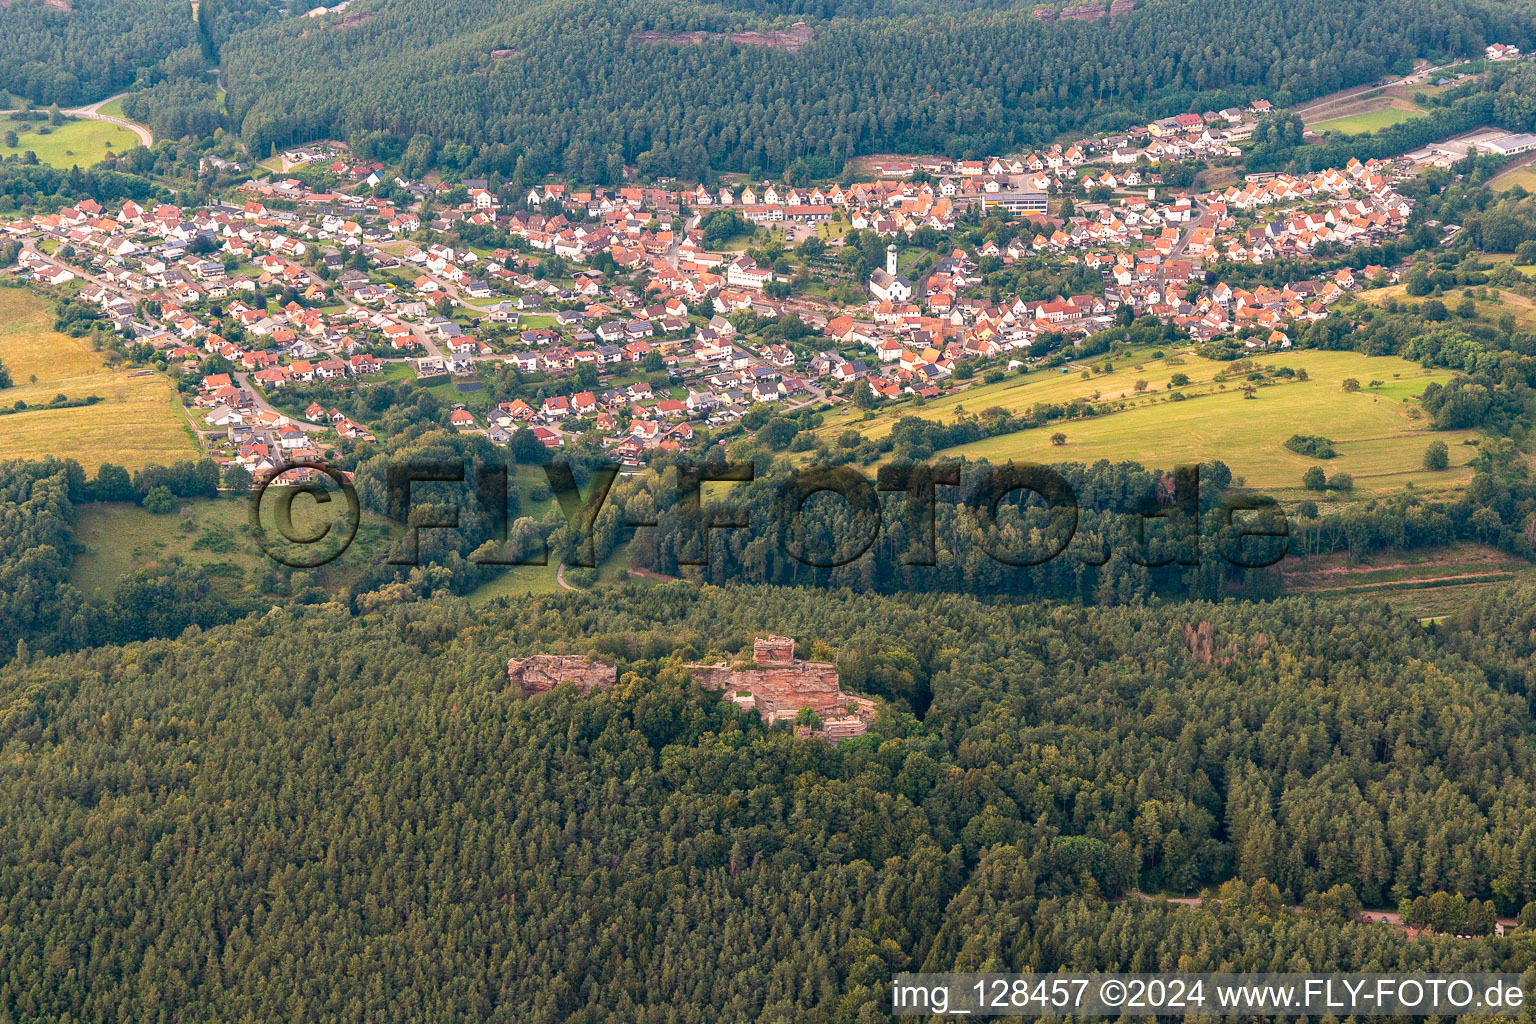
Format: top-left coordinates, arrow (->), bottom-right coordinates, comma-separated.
508,655 -> 617,696
753,635 -> 796,665
692,661 -> 844,716
688,645 -> 877,742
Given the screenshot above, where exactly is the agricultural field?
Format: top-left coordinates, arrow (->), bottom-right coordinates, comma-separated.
0,116 -> 138,168
0,289 -> 198,470
822,347 -> 1474,495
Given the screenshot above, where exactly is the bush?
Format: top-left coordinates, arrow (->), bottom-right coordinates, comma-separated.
1326,472 -> 1354,491
1423,440 -> 1449,471
1302,466 -> 1326,490
1284,434 -> 1336,459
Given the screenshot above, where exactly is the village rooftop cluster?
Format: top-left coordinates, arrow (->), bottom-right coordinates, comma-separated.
4,96 -> 1427,476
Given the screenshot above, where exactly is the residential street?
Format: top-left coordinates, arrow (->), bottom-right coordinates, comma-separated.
235,372 -> 326,431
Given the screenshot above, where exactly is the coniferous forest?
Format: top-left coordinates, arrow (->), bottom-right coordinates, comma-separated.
5,575 -> 1536,1020
0,0 -> 196,106
215,0 -> 1532,178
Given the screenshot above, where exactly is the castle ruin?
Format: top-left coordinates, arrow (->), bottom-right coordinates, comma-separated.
507,654 -> 617,696
688,635 -> 876,742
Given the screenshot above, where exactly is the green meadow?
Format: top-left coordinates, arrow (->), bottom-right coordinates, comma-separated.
821,348 -> 1472,495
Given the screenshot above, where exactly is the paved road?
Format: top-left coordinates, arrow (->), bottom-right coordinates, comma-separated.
234,372 -> 325,431
409,322 -> 448,364
1167,201 -> 1210,261
3,93 -> 154,147
64,93 -> 153,147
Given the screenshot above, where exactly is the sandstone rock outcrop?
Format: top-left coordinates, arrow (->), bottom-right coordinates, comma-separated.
508,654 -> 617,696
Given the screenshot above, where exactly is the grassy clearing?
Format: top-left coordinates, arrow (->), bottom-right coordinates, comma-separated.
467,465 -> 638,603
70,494 -> 392,596
0,116 -> 138,168
0,289 -> 197,470
1465,290 -> 1536,329
378,360 -> 470,402
467,563 -> 565,602
814,219 -> 851,243
814,344 -> 1176,443
1482,254 -> 1536,277
1492,166 -> 1536,194
468,465 -> 564,603
829,348 -> 1468,494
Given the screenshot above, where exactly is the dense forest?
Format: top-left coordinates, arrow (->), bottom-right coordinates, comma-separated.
119,76 -> 225,142
218,0 -> 1530,178
194,0 -> 286,52
0,0 -> 196,106
3,584 -> 1536,1020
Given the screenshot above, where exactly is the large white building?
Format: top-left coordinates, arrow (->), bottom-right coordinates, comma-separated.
1483,133 -> 1536,156
725,257 -> 774,290
980,191 -> 1049,216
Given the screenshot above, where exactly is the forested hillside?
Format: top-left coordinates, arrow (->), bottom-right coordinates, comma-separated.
0,0 -> 196,106
195,0 -> 286,52
3,584 -> 1536,1020
219,0 -> 1530,178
